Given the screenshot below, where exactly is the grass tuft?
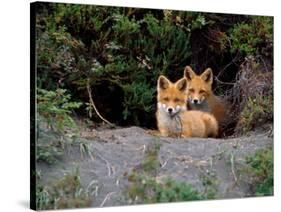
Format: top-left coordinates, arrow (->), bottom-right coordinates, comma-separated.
36,168 -> 96,210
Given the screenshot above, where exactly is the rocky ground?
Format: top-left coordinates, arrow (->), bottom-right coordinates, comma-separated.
37,126 -> 273,208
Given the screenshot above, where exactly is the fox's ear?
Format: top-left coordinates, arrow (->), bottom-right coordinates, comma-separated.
200,68 -> 213,84
184,66 -> 196,81
176,78 -> 188,92
158,75 -> 170,90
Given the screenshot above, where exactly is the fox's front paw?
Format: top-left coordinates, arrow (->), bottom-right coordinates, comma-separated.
180,133 -> 191,138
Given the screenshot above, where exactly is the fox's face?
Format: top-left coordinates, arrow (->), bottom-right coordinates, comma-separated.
157,75 -> 188,117
184,66 -> 213,105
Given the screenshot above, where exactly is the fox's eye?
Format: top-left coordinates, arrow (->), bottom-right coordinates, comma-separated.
199,90 -> 206,94
163,97 -> 169,101
174,98 -> 180,102
189,88 -> 194,92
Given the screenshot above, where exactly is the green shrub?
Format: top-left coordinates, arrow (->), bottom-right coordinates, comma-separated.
35,3 -> 273,133
36,3 -> 192,127
36,141 -> 63,164
36,169 -> 93,210
229,16 -> 273,56
156,178 -> 202,202
36,88 -> 89,164
37,88 -> 82,133
122,82 -> 155,123
126,174 -> 202,204
245,148 -> 273,196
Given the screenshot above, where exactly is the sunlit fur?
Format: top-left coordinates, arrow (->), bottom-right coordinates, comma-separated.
156,75 -> 218,138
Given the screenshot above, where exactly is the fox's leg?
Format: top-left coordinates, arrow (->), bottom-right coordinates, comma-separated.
159,128 -> 170,137
202,114 -> 218,138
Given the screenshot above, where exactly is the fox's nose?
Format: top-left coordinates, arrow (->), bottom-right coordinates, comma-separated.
168,108 -> 173,113
193,99 -> 198,104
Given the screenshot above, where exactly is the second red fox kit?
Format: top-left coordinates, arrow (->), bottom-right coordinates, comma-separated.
156,75 -> 218,138
184,66 -> 228,127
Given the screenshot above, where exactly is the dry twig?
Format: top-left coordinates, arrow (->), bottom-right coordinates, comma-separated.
86,79 -> 114,126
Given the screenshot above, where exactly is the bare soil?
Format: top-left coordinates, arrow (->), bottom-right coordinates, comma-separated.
37,126 -> 273,208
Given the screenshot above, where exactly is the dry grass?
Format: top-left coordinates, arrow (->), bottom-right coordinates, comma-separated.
221,56 -> 273,136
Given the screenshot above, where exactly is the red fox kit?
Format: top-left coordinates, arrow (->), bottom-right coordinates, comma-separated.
156,75 -> 218,138
184,66 -> 228,127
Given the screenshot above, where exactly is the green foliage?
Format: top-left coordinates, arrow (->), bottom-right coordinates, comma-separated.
36,88 -> 83,164
36,169 -> 94,210
156,179 -> 202,202
190,14 -> 207,30
229,16 -> 273,56
36,4 -> 193,127
126,174 -> 202,204
245,148 -> 273,196
37,88 -> 82,133
36,3 -> 273,132
113,14 -> 140,35
36,141 -> 63,164
122,82 -> 155,122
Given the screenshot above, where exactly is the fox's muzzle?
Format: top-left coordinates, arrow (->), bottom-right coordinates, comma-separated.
158,103 -> 185,117
188,96 -> 204,105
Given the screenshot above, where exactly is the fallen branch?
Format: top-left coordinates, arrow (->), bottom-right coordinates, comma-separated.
86,79 -> 114,126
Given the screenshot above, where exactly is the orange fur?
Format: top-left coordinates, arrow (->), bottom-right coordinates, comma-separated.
184,66 -> 229,127
156,75 -> 218,138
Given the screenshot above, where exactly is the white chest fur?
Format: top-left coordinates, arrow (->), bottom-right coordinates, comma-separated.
157,103 -> 183,135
